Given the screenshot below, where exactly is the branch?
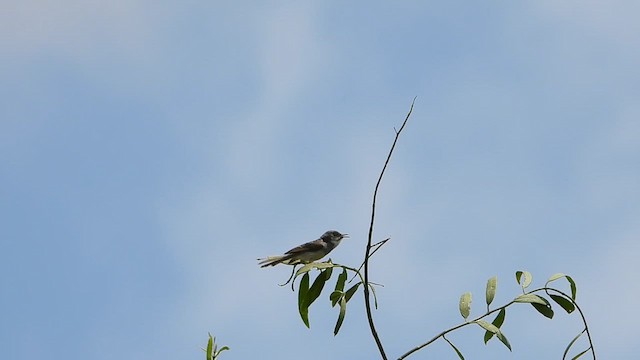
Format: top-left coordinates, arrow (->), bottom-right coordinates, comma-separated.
364,98 -> 416,360
398,300 -> 516,359
544,288 -> 596,360
398,287 -> 596,359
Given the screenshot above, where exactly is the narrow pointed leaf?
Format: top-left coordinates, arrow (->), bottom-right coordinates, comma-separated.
545,273 -> 577,300
206,334 -> 213,359
443,336 -> 465,359
515,294 -> 554,319
486,276 -> 497,307
514,294 -> 547,305
566,275 -> 577,300
571,348 -> 590,360
369,283 -> 379,309
323,266 -> 333,282
459,292 -> 472,320
475,319 -> 499,334
484,308 -> 506,343
477,320 -> 511,351
345,282 -> 361,303
550,294 -> 575,313
305,270 -> 329,307
495,331 -> 512,351
333,296 -> 347,335
330,291 -> 342,307
295,263 -> 316,277
216,346 -> 230,357
532,302 -> 554,319
547,273 -> 566,284
298,273 -> 310,327
295,262 -> 334,277
562,331 -> 584,359
335,269 -> 347,292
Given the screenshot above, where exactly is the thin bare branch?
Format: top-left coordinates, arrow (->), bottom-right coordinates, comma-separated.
364,98 -> 416,360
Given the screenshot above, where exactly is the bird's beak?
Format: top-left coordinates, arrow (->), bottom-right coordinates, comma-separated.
343,234 -> 349,238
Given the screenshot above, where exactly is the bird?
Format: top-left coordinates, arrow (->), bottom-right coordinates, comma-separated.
258,230 -> 348,268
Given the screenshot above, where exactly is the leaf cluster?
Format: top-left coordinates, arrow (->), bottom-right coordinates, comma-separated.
294,262 -> 377,335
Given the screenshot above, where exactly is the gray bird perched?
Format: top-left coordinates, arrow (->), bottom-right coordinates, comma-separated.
258,230 -> 348,268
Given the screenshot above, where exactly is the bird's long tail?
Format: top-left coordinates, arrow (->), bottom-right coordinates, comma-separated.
257,254 -> 294,267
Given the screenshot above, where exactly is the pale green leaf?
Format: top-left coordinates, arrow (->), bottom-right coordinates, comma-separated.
459,292 -> 472,320
514,294 -> 547,305
486,276 -> 497,307
516,270 -> 533,288
545,273 -> 577,300
475,319 -> 499,334
484,308 -> 506,343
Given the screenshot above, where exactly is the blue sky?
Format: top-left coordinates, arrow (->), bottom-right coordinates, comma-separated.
2,1 -> 639,359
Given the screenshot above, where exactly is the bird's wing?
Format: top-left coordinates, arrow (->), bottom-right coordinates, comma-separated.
284,239 -> 325,255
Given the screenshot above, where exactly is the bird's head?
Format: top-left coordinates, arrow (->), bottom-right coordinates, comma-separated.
321,230 -> 348,244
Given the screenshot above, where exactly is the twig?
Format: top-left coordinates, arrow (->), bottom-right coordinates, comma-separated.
544,288 -> 596,359
398,287 -> 596,359
349,238 -> 390,283
364,98 -> 416,360
398,300 -> 515,359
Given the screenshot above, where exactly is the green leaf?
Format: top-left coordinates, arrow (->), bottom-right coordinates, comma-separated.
295,262 -> 334,277
305,270 -> 329,308
206,333 -> 213,360
330,290 -> 342,307
571,348 -> 590,360
334,268 -> 347,292
545,273 -> 577,300
476,320 -> 511,351
563,331 -> 584,359
514,294 -> 547,305
475,319 -> 499,334
215,346 -> 230,358
514,294 -> 554,318
345,282 -> 361,303
550,294 -> 575,313
298,273 -> 310,328
333,296 -> 347,335
566,275 -> 577,300
532,302 -> 554,319
323,266 -> 333,282
369,283 -> 379,309
443,336 -> 465,359
547,272 -> 566,283
515,270 -> 532,289
459,292 -> 472,320
486,276 -> 497,307
484,308 -> 506,343
496,331 -> 512,351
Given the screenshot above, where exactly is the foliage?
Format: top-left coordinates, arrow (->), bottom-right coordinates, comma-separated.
203,333 -> 229,360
